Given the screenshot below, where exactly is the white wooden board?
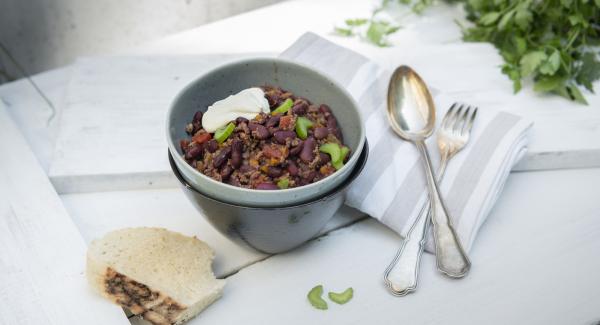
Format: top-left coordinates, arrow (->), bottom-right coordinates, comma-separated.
48,54 -> 270,194
0,103 -> 129,324
131,167 -> 600,325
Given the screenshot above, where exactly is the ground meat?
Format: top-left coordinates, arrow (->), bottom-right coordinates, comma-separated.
181,85 -> 350,189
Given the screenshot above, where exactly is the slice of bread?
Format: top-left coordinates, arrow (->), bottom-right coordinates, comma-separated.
86,227 -> 225,325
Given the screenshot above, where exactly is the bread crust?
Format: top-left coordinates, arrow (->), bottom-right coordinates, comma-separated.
85,228 -> 224,325
103,267 -> 185,325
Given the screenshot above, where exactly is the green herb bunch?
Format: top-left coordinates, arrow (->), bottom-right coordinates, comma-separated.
335,0 -> 600,104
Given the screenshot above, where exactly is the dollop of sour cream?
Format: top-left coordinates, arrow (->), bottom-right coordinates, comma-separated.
202,87 -> 270,133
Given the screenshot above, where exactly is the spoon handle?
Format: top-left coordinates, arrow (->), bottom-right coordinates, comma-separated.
415,140 -> 471,278
383,196 -> 430,295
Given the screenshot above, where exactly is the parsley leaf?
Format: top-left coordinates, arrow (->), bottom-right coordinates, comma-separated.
539,50 -> 561,75
520,51 -> 547,77
576,52 -> 600,92
366,21 -> 400,47
334,27 -> 354,37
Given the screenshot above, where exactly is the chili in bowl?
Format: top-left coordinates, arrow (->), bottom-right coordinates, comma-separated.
166,58 -> 365,207
180,85 -> 351,191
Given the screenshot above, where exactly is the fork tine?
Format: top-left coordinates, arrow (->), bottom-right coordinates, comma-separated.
441,103 -> 457,129
457,106 -> 471,135
451,104 -> 464,133
463,106 -> 478,135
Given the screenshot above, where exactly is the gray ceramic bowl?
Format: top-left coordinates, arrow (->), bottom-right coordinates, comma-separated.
166,57 -> 365,207
169,141 -> 368,253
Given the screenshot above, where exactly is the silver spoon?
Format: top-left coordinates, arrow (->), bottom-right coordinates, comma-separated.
384,66 -> 470,294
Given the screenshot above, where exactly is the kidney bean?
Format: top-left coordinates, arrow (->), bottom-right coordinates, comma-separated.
297,178 -> 309,186
252,124 -> 270,140
213,147 -> 231,168
273,130 -> 296,144
319,152 -> 331,165
330,127 -> 344,142
192,121 -> 202,134
313,127 -> 329,140
235,117 -> 249,125
256,183 -> 279,190
266,115 -> 280,128
248,123 -> 258,131
193,111 -> 203,123
180,139 -> 190,153
292,102 -> 308,115
265,92 -> 279,107
231,140 -> 243,169
300,137 -> 316,162
267,166 -> 283,178
239,164 -> 255,173
220,165 -> 233,181
287,161 -> 299,176
185,144 -> 203,160
304,170 -> 317,182
326,115 -> 337,129
319,104 -> 332,115
206,139 -> 218,153
289,141 -> 304,156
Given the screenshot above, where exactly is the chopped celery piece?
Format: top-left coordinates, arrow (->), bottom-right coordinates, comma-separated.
319,143 -> 341,163
295,116 -> 314,140
332,146 -> 350,170
307,285 -> 328,310
214,122 -> 235,144
328,288 -> 353,305
271,98 -> 293,115
277,177 -> 289,189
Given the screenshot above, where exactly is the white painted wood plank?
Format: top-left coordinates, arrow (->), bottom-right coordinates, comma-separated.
132,167 -> 600,325
0,103 -> 129,324
0,67 -> 70,172
60,188 -> 365,278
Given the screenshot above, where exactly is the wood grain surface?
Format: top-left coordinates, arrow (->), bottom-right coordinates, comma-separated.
0,103 -> 129,324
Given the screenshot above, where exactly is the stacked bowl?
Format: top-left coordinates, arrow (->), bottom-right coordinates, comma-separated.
166,58 -> 367,253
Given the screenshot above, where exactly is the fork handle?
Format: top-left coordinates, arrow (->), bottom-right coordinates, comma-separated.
415,140 -> 471,278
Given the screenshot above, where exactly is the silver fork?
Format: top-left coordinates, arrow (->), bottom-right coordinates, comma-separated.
384,103 -> 478,296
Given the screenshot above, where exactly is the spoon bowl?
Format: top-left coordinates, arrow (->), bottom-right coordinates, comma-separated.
386,66 -> 436,140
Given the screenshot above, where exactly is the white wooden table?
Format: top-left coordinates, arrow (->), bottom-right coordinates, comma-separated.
1,0 -> 600,324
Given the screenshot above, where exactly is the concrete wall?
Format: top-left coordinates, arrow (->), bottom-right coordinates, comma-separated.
0,0 -> 282,82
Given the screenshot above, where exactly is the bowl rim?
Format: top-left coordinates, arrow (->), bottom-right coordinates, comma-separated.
169,141 -> 369,210
165,56 -> 366,197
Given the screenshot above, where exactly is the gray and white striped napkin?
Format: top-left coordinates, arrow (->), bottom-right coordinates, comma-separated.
281,32 -> 533,252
